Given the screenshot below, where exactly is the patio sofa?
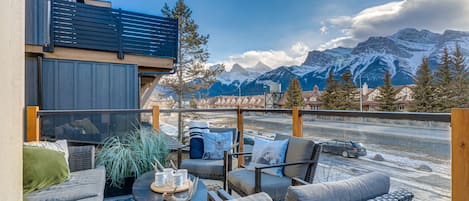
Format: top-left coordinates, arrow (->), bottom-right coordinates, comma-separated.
26,145 -> 106,201
209,172 -> 413,201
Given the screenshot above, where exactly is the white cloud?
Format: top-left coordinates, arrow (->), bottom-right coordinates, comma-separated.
320,26 -> 328,35
210,42 -> 310,70
318,36 -> 358,50
320,0 -> 469,49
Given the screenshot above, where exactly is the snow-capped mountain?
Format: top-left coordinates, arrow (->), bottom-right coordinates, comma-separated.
215,62 -> 271,85
207,28 -> 469,97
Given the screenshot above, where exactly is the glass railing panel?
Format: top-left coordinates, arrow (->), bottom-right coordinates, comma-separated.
304,114 -> 449,200
242,111 -> 292,140
158,109 -> 238,142
39,111 -> 152,144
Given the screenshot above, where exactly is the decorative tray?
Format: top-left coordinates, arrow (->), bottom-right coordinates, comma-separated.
150,181 -> 192,193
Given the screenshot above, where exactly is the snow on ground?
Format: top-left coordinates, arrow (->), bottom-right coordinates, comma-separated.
160,122 -> 178,137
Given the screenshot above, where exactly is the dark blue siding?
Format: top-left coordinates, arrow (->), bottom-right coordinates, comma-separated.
25,0 -> 47,45
25,56 -> 39,106
40,59 -> 139,143
41,59 -> 138,110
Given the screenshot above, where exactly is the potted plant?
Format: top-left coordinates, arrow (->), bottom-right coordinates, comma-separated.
97,126 -> 170,197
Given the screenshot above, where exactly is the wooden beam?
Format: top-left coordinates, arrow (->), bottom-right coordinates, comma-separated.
140,76 -> 162,108
84,0 -> 111,8
237,105 -> 244,168
452,108 -> 469,201
292,107 -> 303,137
152,105 -> 160,132
25,45 -> 174,69
26,106 -> 40,142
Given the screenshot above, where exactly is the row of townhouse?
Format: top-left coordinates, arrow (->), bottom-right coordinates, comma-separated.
194,83 -> 415,111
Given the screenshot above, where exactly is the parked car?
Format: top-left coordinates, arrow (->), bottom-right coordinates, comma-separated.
319,139 -> 367,158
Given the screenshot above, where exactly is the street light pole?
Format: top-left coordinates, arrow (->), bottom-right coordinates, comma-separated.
359,73 -> 363,112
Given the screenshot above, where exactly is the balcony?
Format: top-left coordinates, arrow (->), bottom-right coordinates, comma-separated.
24,106 -> 464,200
25,0 -> 178,69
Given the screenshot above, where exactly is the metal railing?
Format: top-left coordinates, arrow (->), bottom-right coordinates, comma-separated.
26,106 -> 464,200
45,0 -> 178,61
27,106 -> 451,144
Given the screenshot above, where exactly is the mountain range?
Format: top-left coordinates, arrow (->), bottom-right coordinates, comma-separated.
206,28 -> 469,97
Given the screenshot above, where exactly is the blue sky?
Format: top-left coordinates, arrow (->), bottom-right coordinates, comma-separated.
109,0 -> 469,69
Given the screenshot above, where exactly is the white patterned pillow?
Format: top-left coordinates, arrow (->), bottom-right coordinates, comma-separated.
203,131 -> 232,160
24,140 -> 69,165
247,138 -> 289,176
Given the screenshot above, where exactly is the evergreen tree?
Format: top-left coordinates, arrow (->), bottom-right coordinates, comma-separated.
321,71 -> 340,110
189,96 -> 198,108
161,0 -> 223,140
285,78 -> 304,108
433,48 -> 454,112
410,57 -> 435,112
451,44 -> 469,108
337,70 -> 359,110
376,71 -> 397,111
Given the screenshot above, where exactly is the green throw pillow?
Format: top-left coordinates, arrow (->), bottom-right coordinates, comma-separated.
23,146 -> 70,194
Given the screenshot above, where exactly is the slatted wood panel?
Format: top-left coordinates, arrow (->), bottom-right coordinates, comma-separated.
51,0 -> 119,52
237,106 -> 244,167
50,0 -> 178,60
120,10 -> 178,59
452,108 -> 469,201
292,107 -> 303,137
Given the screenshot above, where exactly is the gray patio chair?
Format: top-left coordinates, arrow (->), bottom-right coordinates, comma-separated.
226,134 -> 321,201
209,172 -> 413,201
178,127 -> 239,189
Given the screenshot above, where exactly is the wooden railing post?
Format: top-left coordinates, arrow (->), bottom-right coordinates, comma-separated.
452,108 -> 469,201
237,105 -> 244,167
26,106 -> 40,142
292,106 -> 303,137
152,105 -> 160,132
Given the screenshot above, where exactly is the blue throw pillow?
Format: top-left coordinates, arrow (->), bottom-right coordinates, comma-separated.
203,131 -> 233,160
189,121 -> 209,159
248,138 -> 289,177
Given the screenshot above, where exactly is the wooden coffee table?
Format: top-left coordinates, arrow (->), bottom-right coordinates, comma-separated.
132,171 -> 208,201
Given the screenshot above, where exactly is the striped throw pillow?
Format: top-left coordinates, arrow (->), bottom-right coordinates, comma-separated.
189,121 -> 209,159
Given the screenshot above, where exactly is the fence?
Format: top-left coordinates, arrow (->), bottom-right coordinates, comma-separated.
46,0 -> 178,60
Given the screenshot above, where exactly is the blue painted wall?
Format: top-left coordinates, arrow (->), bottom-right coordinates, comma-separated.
41,59 -> 138,110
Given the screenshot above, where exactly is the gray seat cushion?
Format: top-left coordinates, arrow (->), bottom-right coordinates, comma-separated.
230,192 -> 273,201
285,172 -> 390,201
26,166 -> 105,201
181,158 -> 237,180
228,168 -> 291,201
283,137 -> 314,179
